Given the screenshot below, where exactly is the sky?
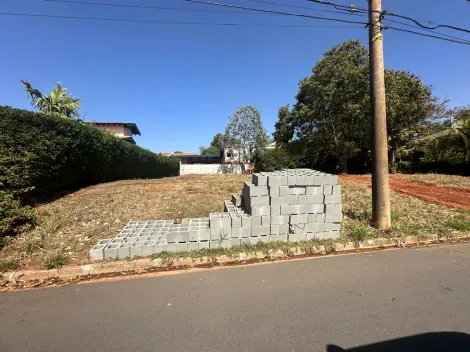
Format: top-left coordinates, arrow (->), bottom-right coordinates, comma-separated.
1,0 -> 469,153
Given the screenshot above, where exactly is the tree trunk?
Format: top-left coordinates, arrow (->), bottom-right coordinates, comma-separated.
338,156 -> 348,174
388,149 -> 396,174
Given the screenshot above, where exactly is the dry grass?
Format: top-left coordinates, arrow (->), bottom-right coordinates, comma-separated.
406,173 -> 470,189
1,174 -> 469,270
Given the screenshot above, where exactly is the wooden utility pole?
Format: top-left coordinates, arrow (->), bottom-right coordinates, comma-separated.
368,0 -> 391,230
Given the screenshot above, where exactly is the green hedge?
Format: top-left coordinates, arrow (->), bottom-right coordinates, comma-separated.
0,106 -> 180,202
259,148 -> 298,172
397,161 -> 470,176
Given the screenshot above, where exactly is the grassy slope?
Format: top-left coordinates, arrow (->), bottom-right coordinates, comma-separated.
1,174 -> 470,269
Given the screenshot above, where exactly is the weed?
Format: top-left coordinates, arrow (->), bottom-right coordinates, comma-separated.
0,258 -> 19,272
443,219 -> 470,232
23,237 -> 42,254
42,252 -> 69,269
349,225 -> 369,242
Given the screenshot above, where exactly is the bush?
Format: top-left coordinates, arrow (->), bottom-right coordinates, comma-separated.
0,191 -> 36,240
259,148 -> 298,172
397,160 -> 470,176
0,106 -> 180,202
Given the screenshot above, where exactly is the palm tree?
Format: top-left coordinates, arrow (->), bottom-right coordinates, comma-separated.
21,80 -> 82,119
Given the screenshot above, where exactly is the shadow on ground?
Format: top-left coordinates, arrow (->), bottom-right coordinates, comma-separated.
327,332 -> 470,351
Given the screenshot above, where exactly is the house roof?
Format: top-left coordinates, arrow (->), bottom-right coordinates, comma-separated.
161,152 -> 198,157
86,122 -> 141,136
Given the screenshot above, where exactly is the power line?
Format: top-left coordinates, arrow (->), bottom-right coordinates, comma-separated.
307,0 -> 470,35
183,0 -> 369,25
43,0 -> 277,16
386,26 -> 470,46
0,11 -> 361,28
245,0 -> 362,16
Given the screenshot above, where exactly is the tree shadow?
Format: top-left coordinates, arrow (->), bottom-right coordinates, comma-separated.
327,332 -> 470,352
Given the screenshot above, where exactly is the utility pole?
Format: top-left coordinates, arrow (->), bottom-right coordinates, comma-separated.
368,0 -> 391,230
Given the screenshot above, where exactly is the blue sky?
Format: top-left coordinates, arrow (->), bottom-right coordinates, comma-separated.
1,0 -> 469,152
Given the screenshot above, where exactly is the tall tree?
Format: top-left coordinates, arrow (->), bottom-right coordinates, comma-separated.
21,80 -> 82,119
224,105 -> 269,164
273,105 -> 293,147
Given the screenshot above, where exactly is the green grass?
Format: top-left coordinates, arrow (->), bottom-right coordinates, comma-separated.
443,218 -> 470,231
0,258 -> 20,273
41,252 -> 69,270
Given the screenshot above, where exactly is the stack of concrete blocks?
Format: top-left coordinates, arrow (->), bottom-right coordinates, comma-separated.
89,169 -> 342,260
242,169 -> 342,243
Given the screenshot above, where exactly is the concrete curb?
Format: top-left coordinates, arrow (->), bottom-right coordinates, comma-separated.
3,234 -> 469,283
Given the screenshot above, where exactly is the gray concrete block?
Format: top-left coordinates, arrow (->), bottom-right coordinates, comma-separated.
306,186 -> 323,195
250,196 -> 270,207
291,223 -> 307,235
290,214 -> 308,224
187,242 -> 199,251
103,243 -> 120,259
290,205 -> 305,214
209,213 -> 232,228
306,195 -> 324,204
305,223 -> 318,232
316,223 -> 327,231
89,244 -> 106,261
280,205 -> 291,215
297,195 -> 307,205
288,195 -> 298,205
279,186 -> 289,196
270,224 -> 280,235
241,227 -> 252,238
259,216 -> 269,227
210,228 -> 232,240
329,223 -> 341,231
115,232 -> 130,239
312,176 -> 324,186
325,203 -> 343,214
251,216 -> 262,227
199,241 -> 210,249
154,243 -> 166,253
317,213 -> 326,223
167,230 -> 189,243
267,175 -> 287,186
98,239 -> 112,246
304,204 -> 325,214
270,196 -> 289,206
240,214 -> 252,228
270,234 -> 288,242
307,213 -> 317,223
332,184 -> 341,195
110,238 -> 124,244
270,206 -> 281,216
323,184 -> 333,195
251,226 -> 270,236
252,173 -> 267,186
325,214 -> 343,223
244,181 -> 269,197
250,205 -> 271,217
258,235 -> 270,243
288,233 -> 299,242
130,243 -> 143,257
247,237 -> 261,245
271,215 -> 290,225
189,227 -> 211,241
305,232 -> 316,240
287,175 -> 297,186
228,238 -> 241,247
232,193 -> 243,207
269,186 -> 280,197
231,227 -> 244,238
142,240 -> 156,256
231,215 -> 242,228
279,224 -> 289,234
289,186 -> 306,195
116,243 -> 131,259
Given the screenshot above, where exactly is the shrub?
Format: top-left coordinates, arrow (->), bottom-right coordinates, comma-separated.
0,106 -> 180,202
397,160 -> 470,176
42,252 -> 69,269
259,148 -> 298,172
0,191 -> 36,239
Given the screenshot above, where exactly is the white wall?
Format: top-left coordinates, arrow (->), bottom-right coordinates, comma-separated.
180,163 -> 252,175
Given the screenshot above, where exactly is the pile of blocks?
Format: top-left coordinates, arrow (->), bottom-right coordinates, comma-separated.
89,169 -> 342,261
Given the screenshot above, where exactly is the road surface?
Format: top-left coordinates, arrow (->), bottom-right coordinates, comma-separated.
1,243 -> 470,352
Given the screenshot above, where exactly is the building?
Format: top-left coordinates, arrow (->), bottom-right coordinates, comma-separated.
86,122 -> 141,144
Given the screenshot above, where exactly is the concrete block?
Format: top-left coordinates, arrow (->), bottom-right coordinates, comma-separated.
289,186 -> 306,195
290,214 -> 308,224
250,205 -> 271,217
270,196 -> 289,206
142,240 -> 156,256
189,227 -> 211,241
271,224 -> 280,235
98,239 -> 112,246
317,213 -> 326,223
210,228 -> 232,240
305,223 -> 318,232
332,184 -> 342,195
261,215 -> 271,227
228,238 -> 241,247
241,214 -> 252,228
252,173 -> 267,186
305,232 -> 316,240
258,235 -> 270,243
316,223 -> 327,231
89,244 -> 106,261
251,216 -> 262,227
329,223 -> 341,231
187,242 -> 199,251
231,227 -> 244,238
291,223 -> 307,235
115,243 -> 131,259
251,226 -> 270,236
287,175 -> 297,186
279,224 -> 289,234
267,175 -> 287,186
297,195 -> 307,205
247,237 -> 261,245
231,215 -> 242,228
325,203 -> 343,214
167,230 -> 189,243
241,227 -> 252,238
290,205 -> 305,214
306,186 -> 323,195
115,232 -> 129,239
199,241 -> 210,249
154,243 -> 166,253
209,213 -> 232,229
271,215 -> 290,225
326,175 -> 339,185
325,214 -> 343,223
323,185 -> 333,195
288,233 -> 299,242
279,186 -> 289,196
280,205 -> 291,215
295,175 -> 306,186
306,195 -> 324,204
270,206 -> 281,216
250,196 -> 270,207
110,238 -> 124,244
130,243 -> 143,257
270,234 -> 288,242
269,186 -> 280,197
244,182 -> 269,197
288,195 -> 298,205
312,176 -> 324,186
103,243 -> 120,259
304,204 -> 325,214
232,194 -> 243,207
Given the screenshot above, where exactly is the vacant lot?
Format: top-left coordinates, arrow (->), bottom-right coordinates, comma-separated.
1,174 -> 470,270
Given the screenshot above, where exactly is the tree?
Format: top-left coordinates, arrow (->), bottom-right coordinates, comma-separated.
290,40 -> 370,173
21,80 -> 82,119
199,145 -> 220,155
273,105 -> 293,147
173,151 -> 183,154
224,105 -> 268,164
210,133 -> 225,151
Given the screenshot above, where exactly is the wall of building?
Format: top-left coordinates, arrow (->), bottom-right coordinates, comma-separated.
93,125 -> 133,137
180,163 -> 252,175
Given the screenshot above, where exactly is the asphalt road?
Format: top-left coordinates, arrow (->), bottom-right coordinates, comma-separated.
1,243 -> 470,352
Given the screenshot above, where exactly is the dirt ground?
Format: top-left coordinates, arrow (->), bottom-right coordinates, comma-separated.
340,174 -> 470,211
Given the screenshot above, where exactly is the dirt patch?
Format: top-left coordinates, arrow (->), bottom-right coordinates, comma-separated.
340,174 -> 470,211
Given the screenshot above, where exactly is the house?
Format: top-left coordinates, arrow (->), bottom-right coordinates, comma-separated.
86,122 -> 141,144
